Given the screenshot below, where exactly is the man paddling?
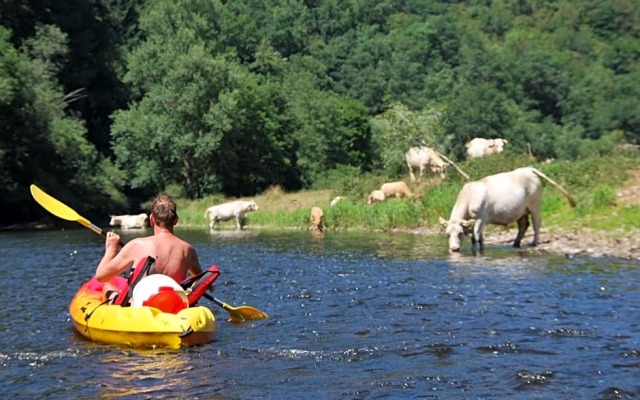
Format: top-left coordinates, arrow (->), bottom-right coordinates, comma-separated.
96,194 -> 203,283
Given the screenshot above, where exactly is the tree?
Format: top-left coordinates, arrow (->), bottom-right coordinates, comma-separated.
113,0 -> 305,198
371,102 -> 445,174
0,25 -> 124,224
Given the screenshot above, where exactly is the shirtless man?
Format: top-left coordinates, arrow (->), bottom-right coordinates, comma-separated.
96,194 -> 203,283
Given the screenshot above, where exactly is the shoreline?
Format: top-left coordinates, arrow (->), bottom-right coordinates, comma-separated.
5,220 -> 640,261
409,226 -> 640,261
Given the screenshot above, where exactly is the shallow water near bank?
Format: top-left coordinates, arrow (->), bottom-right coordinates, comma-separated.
1,228 -> 639,399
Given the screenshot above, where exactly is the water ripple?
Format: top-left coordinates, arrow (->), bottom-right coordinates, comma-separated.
1,230 -> 639,399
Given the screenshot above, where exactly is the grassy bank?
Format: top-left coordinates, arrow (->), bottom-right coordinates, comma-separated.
174,152 -> 640,234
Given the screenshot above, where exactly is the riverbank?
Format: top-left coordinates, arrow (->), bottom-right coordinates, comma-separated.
410,172 -> 640,261
408,226 -> 640,261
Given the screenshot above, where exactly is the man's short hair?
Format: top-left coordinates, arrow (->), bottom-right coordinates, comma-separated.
151,194 -> 178,227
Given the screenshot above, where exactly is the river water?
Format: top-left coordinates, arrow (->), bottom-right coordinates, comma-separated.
0,228 -> 638,399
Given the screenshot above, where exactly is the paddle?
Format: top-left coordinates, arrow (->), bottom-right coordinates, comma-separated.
30,184 -> 124,245
201,293 -> 268,323
30,184 -> 268,323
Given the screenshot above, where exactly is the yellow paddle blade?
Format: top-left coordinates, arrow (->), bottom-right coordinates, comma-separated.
223,303 -> 270,323
30,184 -> 95,231
205,294 -> 269,323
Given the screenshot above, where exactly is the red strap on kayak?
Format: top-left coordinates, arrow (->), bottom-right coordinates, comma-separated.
180,265 -> 220,306
113,256 -> 156,306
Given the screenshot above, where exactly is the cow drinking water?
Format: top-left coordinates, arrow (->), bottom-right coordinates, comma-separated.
439,167 -> 576,253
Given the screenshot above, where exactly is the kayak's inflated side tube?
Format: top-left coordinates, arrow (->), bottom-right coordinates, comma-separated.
69,277 -> 217,349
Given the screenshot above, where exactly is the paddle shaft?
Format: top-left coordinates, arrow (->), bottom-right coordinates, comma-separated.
204,293 -> 226,309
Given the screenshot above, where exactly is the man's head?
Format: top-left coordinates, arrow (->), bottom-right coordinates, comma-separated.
151,194 -> 178,228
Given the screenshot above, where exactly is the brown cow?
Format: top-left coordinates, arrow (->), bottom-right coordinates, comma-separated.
367,190 -> 386,205
380,181 -> 413,199
309,206 -> 325,232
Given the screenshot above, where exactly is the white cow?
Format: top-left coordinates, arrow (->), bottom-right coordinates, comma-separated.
204,200 -> 259,230
405,146 -> 448,181
439,167 -> 576,253
466,138 -> 508,159
109,213 -> 148,229
330,196 -> 345,207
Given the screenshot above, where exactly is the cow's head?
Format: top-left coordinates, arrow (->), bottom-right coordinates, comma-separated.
439,217 -> 475,252
139,213 -> 149,226
493,138 -> 508,153
247,201 -> 259,211
109,216 -> 120,226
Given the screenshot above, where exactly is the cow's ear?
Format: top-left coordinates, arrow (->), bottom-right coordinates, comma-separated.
461,219 -> 475,228
438,217 -> 448,228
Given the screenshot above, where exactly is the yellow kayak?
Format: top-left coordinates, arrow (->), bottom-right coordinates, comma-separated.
69,276 -> 217,349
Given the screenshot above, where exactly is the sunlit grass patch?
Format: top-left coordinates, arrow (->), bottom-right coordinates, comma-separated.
176,194 -> 225,226
173,153 -> 639,235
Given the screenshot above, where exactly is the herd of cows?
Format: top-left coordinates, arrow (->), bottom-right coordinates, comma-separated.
109,137 -> 576,253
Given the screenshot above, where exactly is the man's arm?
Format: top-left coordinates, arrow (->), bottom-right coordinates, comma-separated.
95,232 -> 135,282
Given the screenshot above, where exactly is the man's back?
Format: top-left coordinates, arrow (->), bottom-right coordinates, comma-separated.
127,233 -> 198,282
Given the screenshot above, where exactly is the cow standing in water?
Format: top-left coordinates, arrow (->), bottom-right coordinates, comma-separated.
309,207 -> 325,232
439,167 -> 576,253
110,213 -> 148,229
204,200 -> 259,230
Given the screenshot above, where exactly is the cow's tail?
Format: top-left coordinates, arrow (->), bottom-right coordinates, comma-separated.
531,168 -> 577,207
204,208 -> 210,219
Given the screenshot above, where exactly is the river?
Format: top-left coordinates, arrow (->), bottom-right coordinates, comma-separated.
0,228 -> 638,399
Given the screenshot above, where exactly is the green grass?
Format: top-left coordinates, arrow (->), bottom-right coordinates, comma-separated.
174,153 -> 640,234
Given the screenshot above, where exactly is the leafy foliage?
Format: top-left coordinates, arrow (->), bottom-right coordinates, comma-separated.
0,25 -> 124,224
1,0 -> 639,223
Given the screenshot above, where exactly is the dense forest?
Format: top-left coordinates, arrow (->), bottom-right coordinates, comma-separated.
1,0 -> 638,225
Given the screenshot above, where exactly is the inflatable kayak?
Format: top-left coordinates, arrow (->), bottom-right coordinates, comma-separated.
69,257 -> 220,349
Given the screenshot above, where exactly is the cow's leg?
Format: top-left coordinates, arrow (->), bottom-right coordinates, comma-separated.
409,166 -> 416,182
513,215 -> 529,247
472,221 -> 484,253
529,209 -> 541,247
